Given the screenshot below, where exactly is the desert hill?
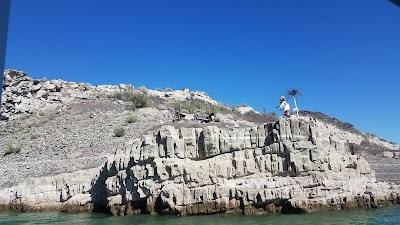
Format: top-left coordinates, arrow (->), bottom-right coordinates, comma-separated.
1,69 -> 399,214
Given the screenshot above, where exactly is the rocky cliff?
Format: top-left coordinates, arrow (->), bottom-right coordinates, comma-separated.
1,69 -> 399,216
102,118 -> 399,215
1,117 -> 399,215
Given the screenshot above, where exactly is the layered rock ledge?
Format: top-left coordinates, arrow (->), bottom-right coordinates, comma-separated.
1,117 -> 399,215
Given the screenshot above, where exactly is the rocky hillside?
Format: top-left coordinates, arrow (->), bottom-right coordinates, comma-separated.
0,69 -> 276,189
0,69 -> 399,215
299,110 -> 398,152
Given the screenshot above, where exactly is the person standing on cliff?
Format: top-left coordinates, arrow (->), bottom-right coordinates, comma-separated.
279,96 -> 290,118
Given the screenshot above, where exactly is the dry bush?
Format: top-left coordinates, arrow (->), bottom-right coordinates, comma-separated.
126,113 -> 138,123
114,126 -> 126,137
4,143 -> 21,155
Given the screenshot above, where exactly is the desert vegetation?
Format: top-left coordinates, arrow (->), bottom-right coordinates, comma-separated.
126,113 -> 138,123
112,90 -> 149,110
113,126 -> 126,137
4,143 -> 21,155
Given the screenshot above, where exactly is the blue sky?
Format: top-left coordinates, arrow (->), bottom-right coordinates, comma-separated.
4,0 -> 400,145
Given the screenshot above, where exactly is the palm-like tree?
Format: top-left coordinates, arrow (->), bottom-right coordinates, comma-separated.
285,88 -> 302,118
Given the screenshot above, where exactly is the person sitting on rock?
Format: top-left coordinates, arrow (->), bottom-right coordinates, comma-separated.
279,96 -> 290,118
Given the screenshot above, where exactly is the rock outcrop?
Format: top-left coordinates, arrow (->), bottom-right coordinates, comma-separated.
1,69 -> 399,215
1,69 -> 129,120
1,69 -> 219,120
1,117 -> 399,215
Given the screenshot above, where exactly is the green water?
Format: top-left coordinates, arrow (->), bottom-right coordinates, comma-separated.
1,205 -> 399,225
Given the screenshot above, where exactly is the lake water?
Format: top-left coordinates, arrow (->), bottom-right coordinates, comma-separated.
1,205 -> 399,225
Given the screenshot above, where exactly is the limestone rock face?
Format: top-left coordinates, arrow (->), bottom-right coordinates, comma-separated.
0,168 -> 100,212
1,117 -> 399,214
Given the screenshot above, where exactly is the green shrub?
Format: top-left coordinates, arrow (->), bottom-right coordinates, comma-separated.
114,126 -> 126,137
112,90 -> 149,110
126,113 -> 138,123
4,143 -> 21,155
128,92 -> 148,110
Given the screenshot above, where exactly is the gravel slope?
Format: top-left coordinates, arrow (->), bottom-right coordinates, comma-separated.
363,154 -> 400,184
0,100 -> 169,188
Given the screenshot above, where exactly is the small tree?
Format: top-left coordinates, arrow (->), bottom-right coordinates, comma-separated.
286,88 -> 302,118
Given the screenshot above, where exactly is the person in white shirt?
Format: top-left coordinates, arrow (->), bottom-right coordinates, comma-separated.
279,96 -> 290,118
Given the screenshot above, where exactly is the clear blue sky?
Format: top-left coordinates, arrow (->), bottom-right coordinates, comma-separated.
4,0 -> 400,145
